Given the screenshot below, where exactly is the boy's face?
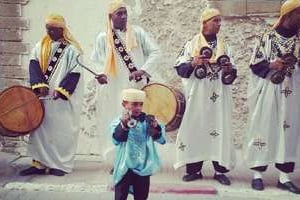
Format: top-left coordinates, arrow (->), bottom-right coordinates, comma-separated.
123,101 -> 143,116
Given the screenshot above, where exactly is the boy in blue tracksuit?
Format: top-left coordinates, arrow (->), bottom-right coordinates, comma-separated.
110,88 -> 166,200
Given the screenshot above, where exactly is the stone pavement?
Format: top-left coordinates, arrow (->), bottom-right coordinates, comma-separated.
0,149 -> 300,200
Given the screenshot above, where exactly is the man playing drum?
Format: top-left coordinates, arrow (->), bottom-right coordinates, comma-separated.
174,7 -> 237,185
90,0 -> 161,161
244,0 -> 300,193
19,14 -> 83,176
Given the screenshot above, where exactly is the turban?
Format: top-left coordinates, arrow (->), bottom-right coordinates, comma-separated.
41,13 -> 82,72
104,0 -> 137,77
108,0 -> 126,14
45,14 -> 66,28
273,0 -> 300,28
190,8 -> 225,61
200,8 -> 221,23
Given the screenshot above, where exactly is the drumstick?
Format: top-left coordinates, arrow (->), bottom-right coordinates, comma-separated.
39,96 -> 53,100
75,55 -> 98,76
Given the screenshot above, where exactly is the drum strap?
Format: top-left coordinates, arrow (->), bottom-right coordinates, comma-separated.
112,29 -> 138,74
112,30 -> 151,82
44,41 -> 69,83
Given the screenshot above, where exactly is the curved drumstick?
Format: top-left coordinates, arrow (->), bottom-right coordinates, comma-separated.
75,55 -> 98,76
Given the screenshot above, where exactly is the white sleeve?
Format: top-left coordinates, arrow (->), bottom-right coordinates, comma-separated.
175,40 -> 193,67
30,42 -> 41,61
138,27 -> 161,75
90,32 -> 107,74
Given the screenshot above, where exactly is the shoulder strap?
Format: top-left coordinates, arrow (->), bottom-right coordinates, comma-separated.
44,41 -> 68,82
112,30 -> 144,82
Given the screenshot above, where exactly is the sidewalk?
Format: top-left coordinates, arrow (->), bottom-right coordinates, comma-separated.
0,149 -> 300,200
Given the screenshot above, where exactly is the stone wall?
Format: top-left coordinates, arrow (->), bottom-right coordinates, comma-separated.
0,0 -> 30,152
0,0 -> 29,90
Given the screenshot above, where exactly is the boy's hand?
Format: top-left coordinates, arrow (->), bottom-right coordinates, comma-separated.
151,118 -> 158,128
147,116 -> 160,137
121,109 -> 131,129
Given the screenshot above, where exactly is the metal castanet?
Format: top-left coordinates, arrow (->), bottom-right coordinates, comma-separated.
122,109 -> 137,128
194,46 -> 213,79
221,68 -> 237,85
0,85 -> 44,137
217,54 -> 230,66
270,71 -> 286,84
217,55 -> 237,85
270,53 -> 298,84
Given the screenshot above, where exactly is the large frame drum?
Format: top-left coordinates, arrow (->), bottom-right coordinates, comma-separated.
0,86 -> 44,137
142,83 -> 185,132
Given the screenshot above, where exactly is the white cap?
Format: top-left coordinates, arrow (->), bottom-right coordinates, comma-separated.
122,88 -> 146,102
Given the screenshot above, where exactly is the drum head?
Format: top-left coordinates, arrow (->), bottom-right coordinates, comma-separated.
142,83 -> 177,127
0,86 -> 44,135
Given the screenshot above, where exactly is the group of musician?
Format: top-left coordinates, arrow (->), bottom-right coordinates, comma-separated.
16,0 -> 300,199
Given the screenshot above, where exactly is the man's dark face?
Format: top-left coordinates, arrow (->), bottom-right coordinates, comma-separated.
287,7 -> 300,30
110,7 -> 127,31
46,24 -> 64,41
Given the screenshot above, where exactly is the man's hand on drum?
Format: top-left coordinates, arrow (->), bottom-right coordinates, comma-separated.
191,55 -> 210,67
38,87 -> 49,97
52,90 -> 63,100
129,70 -> 145,82
95,73 -> 108,85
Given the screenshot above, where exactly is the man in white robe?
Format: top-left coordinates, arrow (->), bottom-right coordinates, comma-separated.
20,14 -> 83,176
173,8 -> 237,185
244,0 -> 300,194
90,0 -> 160,161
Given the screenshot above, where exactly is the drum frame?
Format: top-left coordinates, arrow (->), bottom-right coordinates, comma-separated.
0,85 -> 45,137
142,83 -> 186,132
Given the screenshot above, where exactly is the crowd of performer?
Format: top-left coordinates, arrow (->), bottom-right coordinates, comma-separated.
8,0 -> 300,199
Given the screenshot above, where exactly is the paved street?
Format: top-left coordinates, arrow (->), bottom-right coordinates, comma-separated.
0,149 -> 300,200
